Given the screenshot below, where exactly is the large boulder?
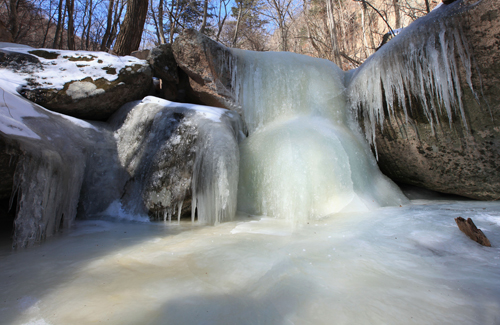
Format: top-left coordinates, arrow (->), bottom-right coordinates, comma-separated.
172,29 -> 237,109
0,46 -> 152,120
347,0 -> 500,200
109,97 -> 244,224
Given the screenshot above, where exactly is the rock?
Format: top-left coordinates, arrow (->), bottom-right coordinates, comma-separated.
172,29 -> 237,109
110,96 -> 244,223
455,217 -> 491,247
0,47 -> 152,120
148,44 -> 179,84
349,0 -> 500,200
131,49 -> 150,60
148,43 -> 180,101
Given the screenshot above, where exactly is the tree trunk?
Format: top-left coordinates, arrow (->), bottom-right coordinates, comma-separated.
199,0 -> 209,34
158,0 -> 166,44
86,0 -> 93,50
53,0 -> 64,48
100,0 -> 115,51
325,0 -> 341,66
232,7 -> 242,47
9,0 -> 19,41
59,2 -> 67,49
215,0 -> 228,42
113,0 -> 148,55
106,0 -> 125,50
80,0 -> 89,49
42,1 -> 55,47
393,0 -> 401,29
66,0 -> 75,50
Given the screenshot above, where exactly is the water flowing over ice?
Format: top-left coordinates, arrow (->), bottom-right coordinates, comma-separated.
229,50 -> 407,223
347,0 -> 481,151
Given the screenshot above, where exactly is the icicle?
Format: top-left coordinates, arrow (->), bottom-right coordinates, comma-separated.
347,0 -> 482,149
177,201 -> 183,223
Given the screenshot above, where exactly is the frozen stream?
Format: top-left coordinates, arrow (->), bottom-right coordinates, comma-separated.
1,199 -> 499,324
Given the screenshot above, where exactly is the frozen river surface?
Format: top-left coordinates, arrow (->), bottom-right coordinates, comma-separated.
1,199 -> 499,325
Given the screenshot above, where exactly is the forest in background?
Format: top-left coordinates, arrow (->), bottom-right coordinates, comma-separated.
1,0 -> 439,70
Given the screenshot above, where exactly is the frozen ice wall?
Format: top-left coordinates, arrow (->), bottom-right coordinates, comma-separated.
230,50 -> 407,223
111,97 -> 243,225
347,0 -> 480,150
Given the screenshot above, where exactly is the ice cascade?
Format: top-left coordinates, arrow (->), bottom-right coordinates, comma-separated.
230,50 -> 407,223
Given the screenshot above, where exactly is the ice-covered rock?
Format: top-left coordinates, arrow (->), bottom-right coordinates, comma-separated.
347,0 -> 500,200
0,81 -> 105,248
0,46 -> 152,120
109,96 -> 245,224
0,82 -> 245,246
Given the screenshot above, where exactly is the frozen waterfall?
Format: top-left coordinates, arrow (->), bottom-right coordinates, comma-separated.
230,50 -> 408,223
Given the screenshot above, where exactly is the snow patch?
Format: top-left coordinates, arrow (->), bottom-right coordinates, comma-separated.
66,81 -> 105,100
0,46 -> 147,92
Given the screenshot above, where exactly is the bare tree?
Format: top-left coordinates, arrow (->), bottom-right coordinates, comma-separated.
261,0 -> 298,51
215,0 -> 230,41
199,0 -> 208,33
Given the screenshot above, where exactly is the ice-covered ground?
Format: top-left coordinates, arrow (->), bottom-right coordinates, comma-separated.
0,198 -> 499,325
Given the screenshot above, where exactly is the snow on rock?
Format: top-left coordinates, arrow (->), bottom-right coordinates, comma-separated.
0,45 -> 152,120
109,96 -> 245,224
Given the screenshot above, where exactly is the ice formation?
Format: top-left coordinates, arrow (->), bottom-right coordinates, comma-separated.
229,50 -> 407,223
347,0 -> 482,150
111,97 -> 244,225
0,82 -> 101,248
